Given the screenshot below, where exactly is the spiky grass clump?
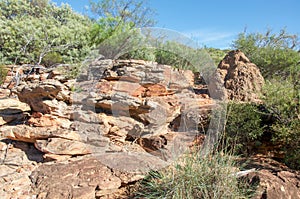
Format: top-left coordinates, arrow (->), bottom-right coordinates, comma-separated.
136,151 -> 252,199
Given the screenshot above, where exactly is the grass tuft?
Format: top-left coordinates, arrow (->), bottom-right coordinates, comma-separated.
135,150 -> 255,199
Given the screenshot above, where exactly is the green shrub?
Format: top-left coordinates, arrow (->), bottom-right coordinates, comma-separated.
232,29 -> 300,78
42,52 -> 63,67
0,64 -> 8,85
262,78 -> 300,169
0,0 -> 92,65
65,63 -> 82,79
136,151 -> 253,199
205,47 -> 230,65
224,102 -> 265,155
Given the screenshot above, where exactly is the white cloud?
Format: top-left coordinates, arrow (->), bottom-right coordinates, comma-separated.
182,29 -> 237,49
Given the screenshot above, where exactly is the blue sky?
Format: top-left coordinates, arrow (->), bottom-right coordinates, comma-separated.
52,0 -> 299,49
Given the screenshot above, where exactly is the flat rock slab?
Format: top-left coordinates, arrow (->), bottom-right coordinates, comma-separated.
35,138 -> 91,155
1,125 -> 81,143
96,152 -> 169,173
248,169 -> 300,199
0,98 -> 31,114
0,98 -> 30,125
30,157 -> 144,199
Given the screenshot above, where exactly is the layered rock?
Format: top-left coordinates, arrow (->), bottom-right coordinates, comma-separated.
0,59 -> 215,198
0,98 -> 30,125
1,56 -> 299,198
242,156 -> 300,199
13,79 -> 72,115
0,140 -> 43,199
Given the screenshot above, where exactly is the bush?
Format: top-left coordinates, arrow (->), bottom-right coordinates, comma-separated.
205,47 -> 230,65
232,29 -> 300,78
42,52 -> 62,67
136,151 -> 253,198
262,78 -> 300,169
0,64 -> 8,85
224,102 -> 265,155
0,0 -> 92,65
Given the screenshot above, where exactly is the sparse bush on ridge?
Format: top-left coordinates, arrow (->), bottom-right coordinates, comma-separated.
41,52 -> 63,67
205,47 -> 230,65
232,28 -> 300,78
228,28 -> 300,169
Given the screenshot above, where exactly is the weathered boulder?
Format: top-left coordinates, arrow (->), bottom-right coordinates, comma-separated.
1,125 -> 81,143
72,59 -> 214,160
13,79 -> 71,114
29,157 -> 146,199
209,50 -> 264,102
35,138 -> 91,155
0,98 -> 30,125
28,112 -> 72,128
0,139 -> 42,198
248,169 -> 300,199
85,59 -> 194,89
243,157 -> 300,199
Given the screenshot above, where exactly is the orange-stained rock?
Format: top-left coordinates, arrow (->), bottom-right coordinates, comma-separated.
143,83 -> 171,97
95,80 -> 114,94
1,125 -> 81,143
0,98 -> 30,125
13,79 -> 71,114
209,50 -> 264,102
35,138 -> 91,155
28,113 -> 72,128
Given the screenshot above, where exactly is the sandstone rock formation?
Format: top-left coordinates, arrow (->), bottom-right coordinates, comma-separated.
209,50 -> 264,102
0,56 -> 298,199
0,98 -> 30,125
0,59 -> 213,198
242,156 -> 300,199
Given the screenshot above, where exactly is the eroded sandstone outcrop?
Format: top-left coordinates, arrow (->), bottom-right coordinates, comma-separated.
0,59 -> 214,198
209,50 -> 264,102
1,55 -> 298,199
241,156 -> 300,199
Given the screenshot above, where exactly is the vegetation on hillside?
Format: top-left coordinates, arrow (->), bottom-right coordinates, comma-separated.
232,29 -> 300,78
0,0 -> 92,66
228,29 -> 300,169
0,0 -> 299,197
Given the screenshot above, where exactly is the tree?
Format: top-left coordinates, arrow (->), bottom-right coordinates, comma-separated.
89,0 -> 156,59
232,28 -> 300,169
232,28 -> 300,78
89,0 -> 155,28
0,0 -> 92,65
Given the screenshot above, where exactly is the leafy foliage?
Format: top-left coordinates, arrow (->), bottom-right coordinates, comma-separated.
89,0 -> 215,72
41,52 -> 62,67
205,47 -> 230,65
224,102 -> 265,155
121,40 -> 215,73
0,64 -> 7,85
89,0 -> 156,59
90,16 -> 145,59
262,78 -> 300,169
231,28 -> 300,169
232,29 -> 300,78
90,0 -> 155,28
0,0 -> 92,65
